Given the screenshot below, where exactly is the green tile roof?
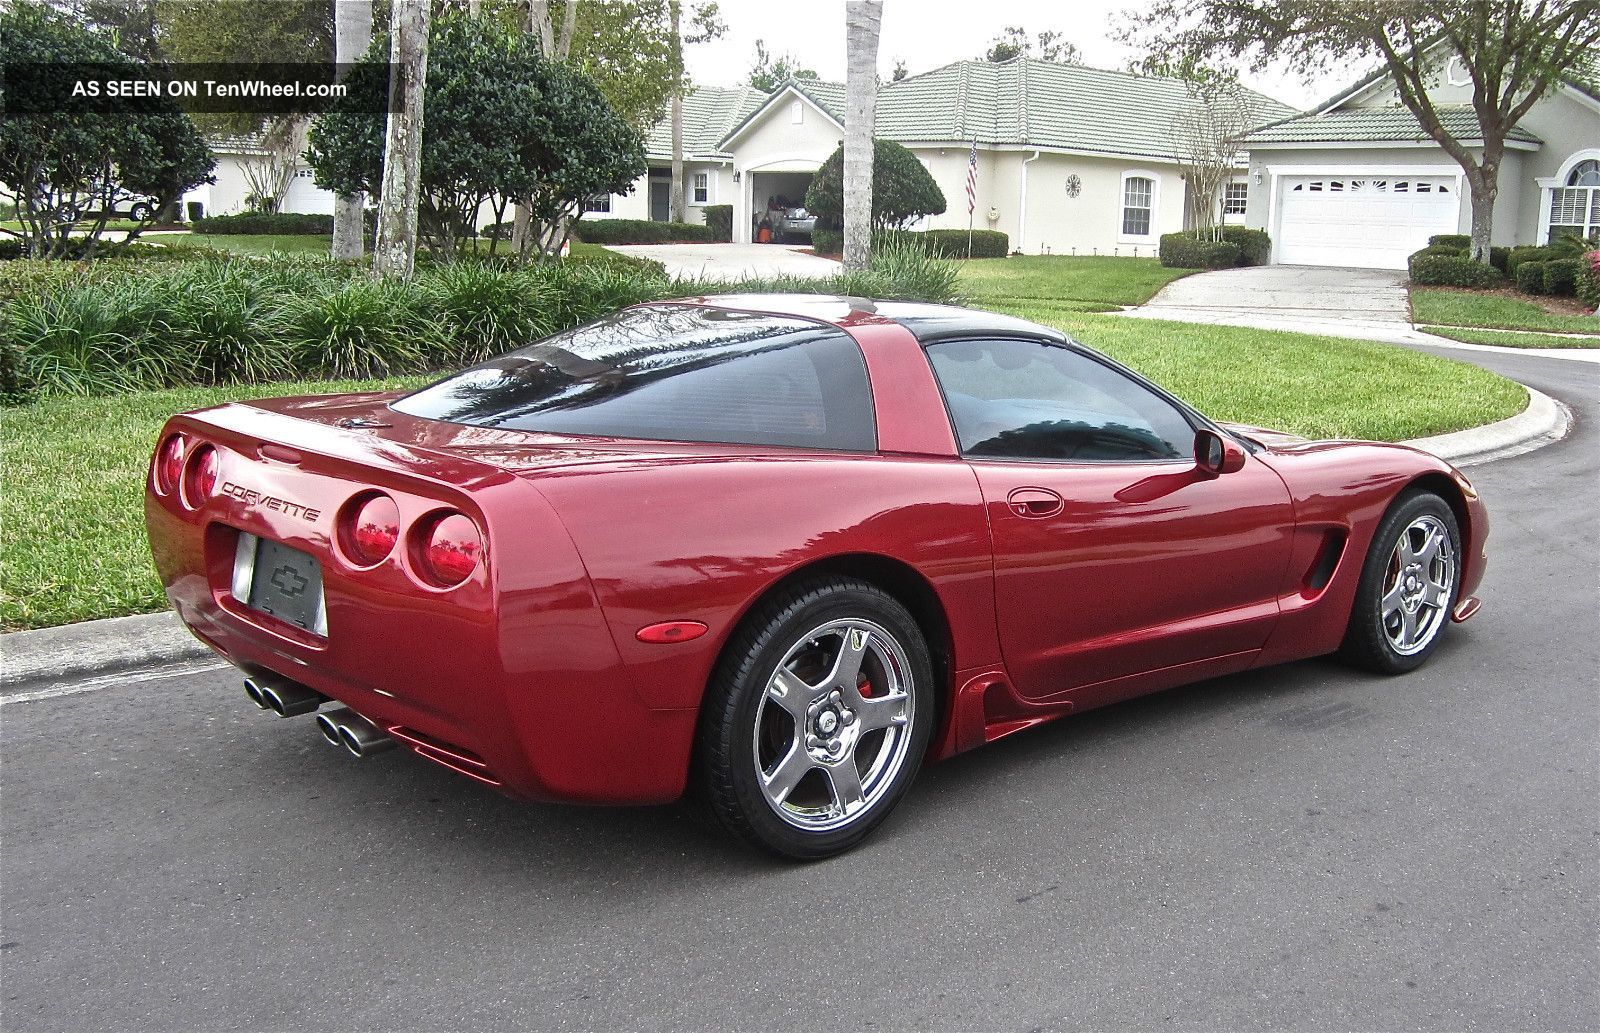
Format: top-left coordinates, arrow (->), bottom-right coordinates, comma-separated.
1242,105 -> 1543,146
644,84 -> 768,161
718,57 -> 1296,161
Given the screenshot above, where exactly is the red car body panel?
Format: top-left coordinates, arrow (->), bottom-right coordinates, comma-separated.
146,296 -> 1487,805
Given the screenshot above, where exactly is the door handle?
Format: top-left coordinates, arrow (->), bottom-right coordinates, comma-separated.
1006,486 -> 1064,518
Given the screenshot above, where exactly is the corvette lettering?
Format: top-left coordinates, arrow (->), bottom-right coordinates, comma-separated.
220,481 -> 321,522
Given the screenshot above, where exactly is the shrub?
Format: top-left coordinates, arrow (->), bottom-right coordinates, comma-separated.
0,315 -> 39,405
1514,261 -> 1546,294
1159,233 -> 1240,269
285,277 -> 427,379
703,204 -> 733,242
806,139 -> 948,229
570,218 -> 717,244
911,229 -> 1010,259
1409,251 -> 1504,288
193,212 -> 335,235
155,261 -> 298,384
1579,251 -> 1600,309
1428,234 -> 1471,250
1506,245 -> 1554,278
1219,226 -> 1272,266
414,262 -> 554,365
812,226 -> 841,255
1490,246 -> 1510,273
1541,258 -> 1581,297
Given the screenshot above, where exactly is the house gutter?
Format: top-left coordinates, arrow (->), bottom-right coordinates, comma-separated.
1018,149 -> 1041,254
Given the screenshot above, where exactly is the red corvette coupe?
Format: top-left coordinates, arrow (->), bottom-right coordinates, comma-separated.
147,296 -> 1487,858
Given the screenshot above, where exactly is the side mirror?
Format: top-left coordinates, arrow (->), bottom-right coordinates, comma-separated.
1195,428 -> 1247,476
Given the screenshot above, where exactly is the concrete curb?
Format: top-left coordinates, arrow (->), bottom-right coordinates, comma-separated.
0,381 -> 1573,693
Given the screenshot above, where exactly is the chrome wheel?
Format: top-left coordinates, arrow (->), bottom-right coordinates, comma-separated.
752,618 -> 915,832
1380,514 -> 1456,656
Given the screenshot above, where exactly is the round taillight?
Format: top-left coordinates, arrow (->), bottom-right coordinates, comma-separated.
182,445 -> 219,507
155,434 -> 185,495
418,512 -> 482,587
341,493 -> 401,566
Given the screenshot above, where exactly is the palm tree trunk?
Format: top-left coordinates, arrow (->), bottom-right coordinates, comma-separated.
669,2 -> 687,224
373,0 -> 429,278
842,1 -> 882,272
331,0 -> 373,261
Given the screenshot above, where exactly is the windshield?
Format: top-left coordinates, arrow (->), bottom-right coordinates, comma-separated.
392,304 -> 878,451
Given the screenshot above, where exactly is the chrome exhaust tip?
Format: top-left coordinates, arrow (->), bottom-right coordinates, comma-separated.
244,674 -> 327,718
314,708 -> 396,759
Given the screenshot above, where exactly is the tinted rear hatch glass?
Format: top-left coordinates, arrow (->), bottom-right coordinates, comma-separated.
392,304 -> 876,452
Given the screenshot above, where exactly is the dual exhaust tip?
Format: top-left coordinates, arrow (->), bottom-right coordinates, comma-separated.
243,673 -> 394,759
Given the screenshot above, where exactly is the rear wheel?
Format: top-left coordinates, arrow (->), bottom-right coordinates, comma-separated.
1340,492 -> 1461,673
695,578 -> 934,859
128,202 -> 154,222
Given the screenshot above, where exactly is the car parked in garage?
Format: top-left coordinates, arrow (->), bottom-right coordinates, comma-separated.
145,296 -> 1488,859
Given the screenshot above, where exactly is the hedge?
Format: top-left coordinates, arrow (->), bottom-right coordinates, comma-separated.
1506,245 -> 1555,277
1160,233 -> 1241,269
703,205 -> 733,243
1513,261 -> 1546,294
1579,252 -> 1600,309
192,212 -> 337,235
1409,250 -> 1504,288
1541,258 -> 1581,297
570,218 -> 717,244
1428,234 -> 1471,250
1218,226 -> 1271,266
813,226 -> 841,255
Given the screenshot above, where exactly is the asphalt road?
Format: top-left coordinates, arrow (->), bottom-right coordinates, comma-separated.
3,348 -> 1596,1033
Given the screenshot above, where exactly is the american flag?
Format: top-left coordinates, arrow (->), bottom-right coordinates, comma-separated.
965,140 -> 978,214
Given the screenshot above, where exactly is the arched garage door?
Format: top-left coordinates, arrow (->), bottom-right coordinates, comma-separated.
1275,175 -> 1460,269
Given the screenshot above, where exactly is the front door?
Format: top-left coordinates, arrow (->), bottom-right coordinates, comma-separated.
649,180 -> 670,222
924,337 -> 1295,701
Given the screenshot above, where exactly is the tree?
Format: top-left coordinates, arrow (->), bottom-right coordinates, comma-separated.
1121,1 -> 1600,264
155,0 -> 335,215
749,38 -> 820,92
981,25 -> 1082,64
332,0 -> 374,261
373,0 -> 429,277
309,12 -> 646,262
843,0 -> 883,271
806,139 -> 948,231
0,1 -> 214,259
1165,70 -> 1263,240
668,2 -> 725,224
48,0 -> 162,60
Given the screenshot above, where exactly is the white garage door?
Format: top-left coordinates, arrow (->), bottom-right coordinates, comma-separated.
282,167 -> 335,215
1276,175 -> 1460,269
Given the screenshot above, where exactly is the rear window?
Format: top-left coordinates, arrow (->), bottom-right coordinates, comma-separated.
392,305 -> 877,451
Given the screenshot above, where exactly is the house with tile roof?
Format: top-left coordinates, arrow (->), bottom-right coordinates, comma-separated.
620,57 -> 1294,254
1237,47 -> 1600,268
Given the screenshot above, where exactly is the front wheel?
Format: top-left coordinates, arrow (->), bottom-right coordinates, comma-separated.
128,202 -> 154,222
1339,491 -> 1462,673
695,578 -> 935,859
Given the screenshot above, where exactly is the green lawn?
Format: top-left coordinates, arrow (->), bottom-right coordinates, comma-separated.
960,255 -> 1194,312
158,232 -> 336,256
1,377 -> 425,632
1411,287 -> 1600,333
1420,325 -> 1600,349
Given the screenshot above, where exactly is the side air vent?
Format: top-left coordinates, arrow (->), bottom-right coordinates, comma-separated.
1304,530 -> 1348,593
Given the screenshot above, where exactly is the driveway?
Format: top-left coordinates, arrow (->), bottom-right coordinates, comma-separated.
608,242 -> 840,280
1124,266 -> 1421,342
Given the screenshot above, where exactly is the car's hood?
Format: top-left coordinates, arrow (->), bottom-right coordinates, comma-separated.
1219,421 -> 1310,450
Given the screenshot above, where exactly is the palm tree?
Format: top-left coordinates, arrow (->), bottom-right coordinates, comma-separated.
331,0 -> 373,261
373,0 -> 430,278
842,1 -> 882,272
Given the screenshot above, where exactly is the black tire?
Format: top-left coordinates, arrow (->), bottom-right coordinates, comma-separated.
694,577 -> 935,860
128,202 -> 153,222
1339,491 -> 1462,674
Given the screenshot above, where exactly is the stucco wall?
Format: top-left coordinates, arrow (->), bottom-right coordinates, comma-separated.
729,94 -> 844,242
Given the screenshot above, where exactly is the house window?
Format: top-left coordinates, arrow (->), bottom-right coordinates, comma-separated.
790,101 -> 804,125
692,172 -> 709,205
1222,182 -> 1248,216
1121,174 -> 1154,238
585,194 -> 611,213
1549,158 -> 1600,244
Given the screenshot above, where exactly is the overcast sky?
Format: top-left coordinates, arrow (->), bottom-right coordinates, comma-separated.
685,0 -> 1354,110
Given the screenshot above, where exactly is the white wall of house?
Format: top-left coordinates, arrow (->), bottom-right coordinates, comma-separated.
728,94 -> 844,243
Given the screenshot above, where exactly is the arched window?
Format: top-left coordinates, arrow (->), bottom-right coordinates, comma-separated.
1549,158 -> 1600,243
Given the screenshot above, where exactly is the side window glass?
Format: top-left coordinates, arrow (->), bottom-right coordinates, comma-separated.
925,338 -> 1195,462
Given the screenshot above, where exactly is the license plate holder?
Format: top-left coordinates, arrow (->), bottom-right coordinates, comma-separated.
233,532 -> 327,636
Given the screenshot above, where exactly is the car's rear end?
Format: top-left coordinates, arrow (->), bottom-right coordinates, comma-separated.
145,394 -> 696,804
